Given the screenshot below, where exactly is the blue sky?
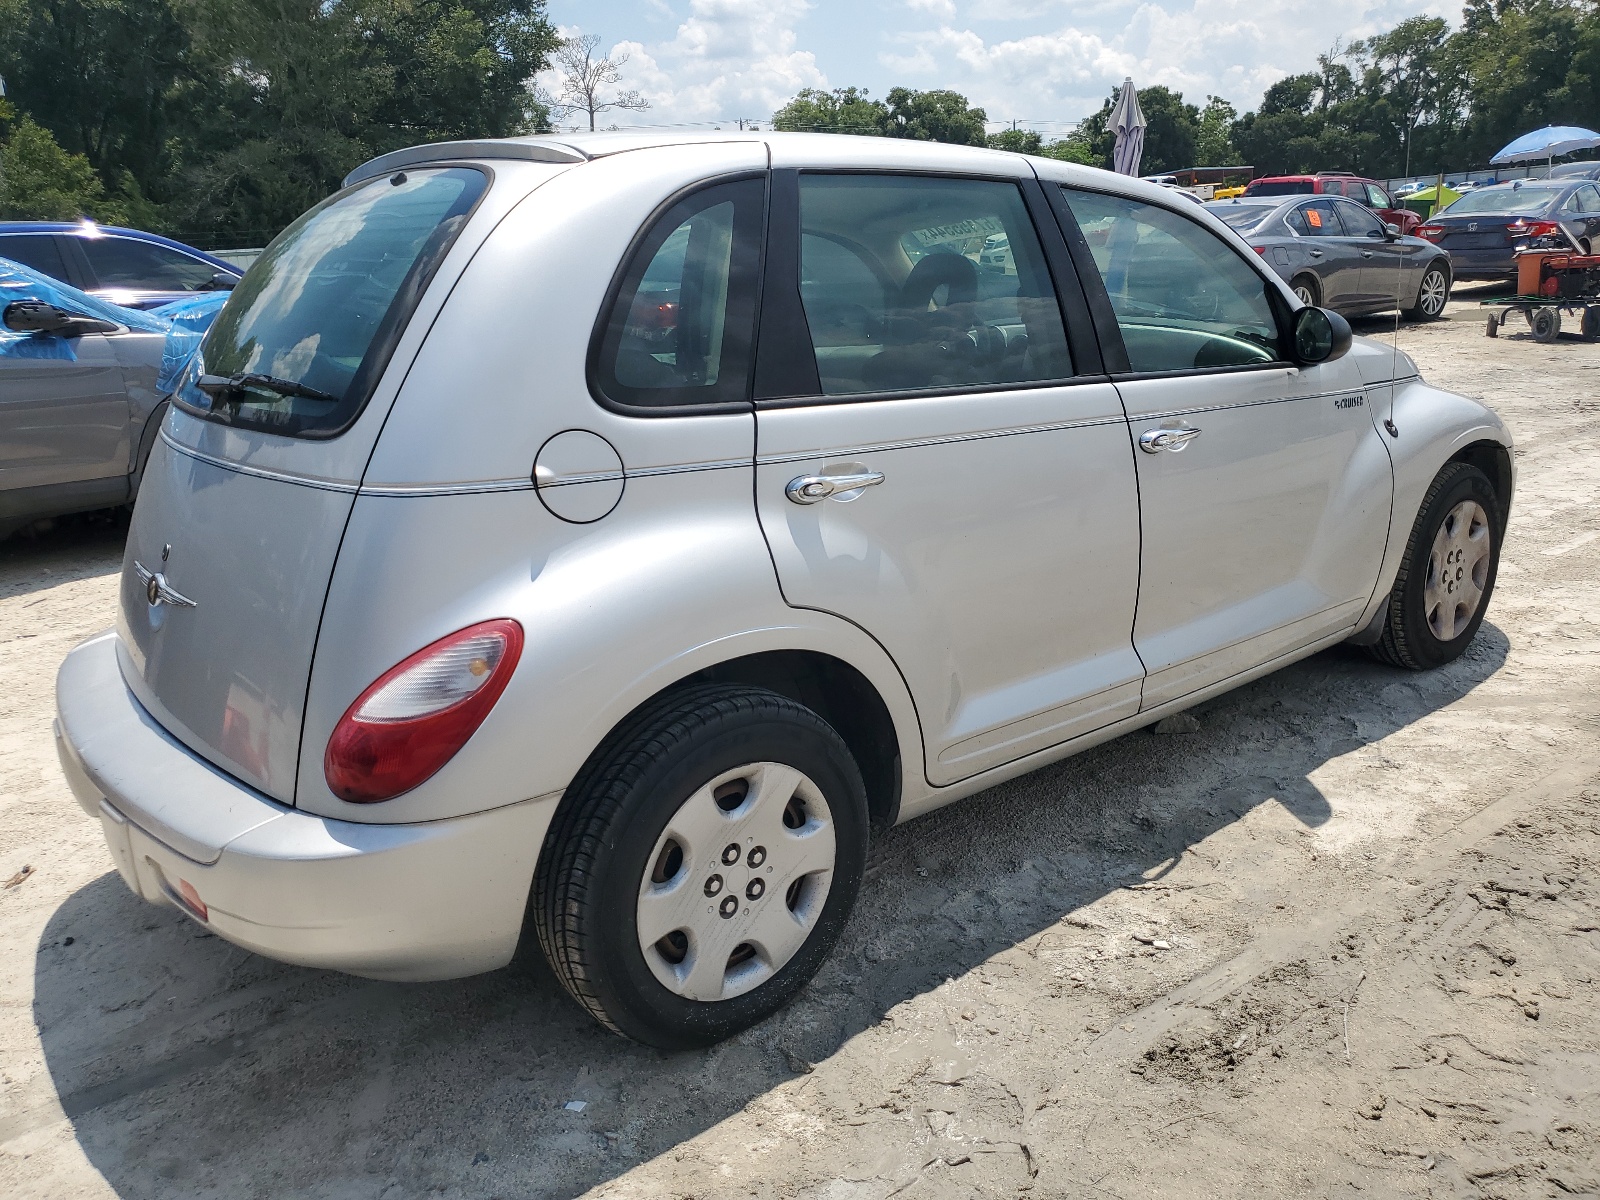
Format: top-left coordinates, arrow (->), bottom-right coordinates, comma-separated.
544,0 -> 1461,137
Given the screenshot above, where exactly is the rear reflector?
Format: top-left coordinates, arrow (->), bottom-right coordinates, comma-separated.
325,619 -> 524,803
177,879 -> 208,921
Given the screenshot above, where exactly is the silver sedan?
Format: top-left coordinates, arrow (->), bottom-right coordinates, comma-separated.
1206,195 -> 1452,320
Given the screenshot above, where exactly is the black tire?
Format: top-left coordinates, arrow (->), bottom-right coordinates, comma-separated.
532,683 -> 869,1048
1368,462 -> 1502,671
1531,307 -> 1561,342
1290,274 -> 1321,308
1406,262 -> 1450,321
1582,306 -> 1600,341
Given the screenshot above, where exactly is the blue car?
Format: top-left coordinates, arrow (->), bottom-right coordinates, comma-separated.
1418,179 -> 1600,283
0,221 -> 241,310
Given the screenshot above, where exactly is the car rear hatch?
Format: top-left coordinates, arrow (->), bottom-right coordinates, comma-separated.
114,165 -> 500,804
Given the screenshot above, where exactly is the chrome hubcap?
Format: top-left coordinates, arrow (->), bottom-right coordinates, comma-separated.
637,762 -> 835,1002
1424,499 -> 1491,641
1294,284 -> 1315,306
1421,270 -> 1447,315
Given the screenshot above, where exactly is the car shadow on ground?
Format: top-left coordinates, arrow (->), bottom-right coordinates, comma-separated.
0,509 -> 129,599
24,624 -> 1509,1199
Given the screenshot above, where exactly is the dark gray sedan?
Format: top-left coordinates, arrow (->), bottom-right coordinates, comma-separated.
1206,195 -> 1452,320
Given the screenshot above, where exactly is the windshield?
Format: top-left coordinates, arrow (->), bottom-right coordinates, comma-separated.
1208,203 -> 1276,231
1440,186 -> 1563,216
174,166 -> 486,437
1246,180 -> 1314,196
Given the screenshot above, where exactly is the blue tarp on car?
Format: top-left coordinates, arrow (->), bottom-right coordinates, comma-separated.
0,258 -> 224,388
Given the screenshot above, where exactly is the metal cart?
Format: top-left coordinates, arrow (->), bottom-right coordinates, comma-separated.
1483,250 -> 1600,341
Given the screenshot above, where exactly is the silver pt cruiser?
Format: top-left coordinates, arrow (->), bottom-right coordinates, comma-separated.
55,133 -> 1513,1048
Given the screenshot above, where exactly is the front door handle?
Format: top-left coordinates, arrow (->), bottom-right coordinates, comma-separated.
786,470 -> 885,504
1138,427 -> 1202,454
1362,250 -> 1375,258
1308,249 -> 1323,257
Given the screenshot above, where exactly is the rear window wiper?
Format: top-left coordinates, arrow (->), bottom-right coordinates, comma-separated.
196,372 -> 341,404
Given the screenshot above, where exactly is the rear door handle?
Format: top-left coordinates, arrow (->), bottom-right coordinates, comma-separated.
1138,427 -> 1202,454
786,470 -> 885,504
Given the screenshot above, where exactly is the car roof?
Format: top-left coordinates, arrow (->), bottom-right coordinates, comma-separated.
343,130 -> 1142,196
0,221 -> 240,274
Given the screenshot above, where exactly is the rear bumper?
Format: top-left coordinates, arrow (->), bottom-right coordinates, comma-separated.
54,632 -> 557,981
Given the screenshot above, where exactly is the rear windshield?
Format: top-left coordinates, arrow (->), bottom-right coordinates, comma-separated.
1245,180 -> 1314,196
1208,203 -> 1276,230
173,166 -> 486,437
1440,186 -> 1563,216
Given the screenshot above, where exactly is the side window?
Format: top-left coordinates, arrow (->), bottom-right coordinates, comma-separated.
796,174 -> 1072,396
1321,180 -> 1345,197
1365,184 -> 1392,208
0,234 -> 70,282
1336,200 -> 1385,238
594,177 -> 763,409
1580,184 -> 1600,212
1300,199 -> 1343,236
1060,187 -> 1282,374
80,237 -> 218,291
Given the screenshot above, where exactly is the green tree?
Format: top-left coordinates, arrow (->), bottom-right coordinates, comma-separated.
1194,96 -> 1238,165
771,87 -> 889,134
986,128 -> 1043,154
881,88 -> 988,145
0,106 -> 127,221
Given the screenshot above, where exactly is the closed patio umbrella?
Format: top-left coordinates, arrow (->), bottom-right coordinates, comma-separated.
1110,78 -> 1147,177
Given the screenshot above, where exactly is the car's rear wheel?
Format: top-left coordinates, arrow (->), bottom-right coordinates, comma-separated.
1406,263 -> 1450,321
1368,462 -> 1501,671
532,683 -> 869,1048
1290,274 -> 1320,307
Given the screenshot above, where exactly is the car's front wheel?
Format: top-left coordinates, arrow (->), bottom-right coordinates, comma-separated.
1368,461 -> 1502,670
1406,263 -> 1450,321
532,684 -> 869,1048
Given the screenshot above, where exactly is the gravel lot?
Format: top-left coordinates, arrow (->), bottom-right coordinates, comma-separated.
2,287 -> 1598,1199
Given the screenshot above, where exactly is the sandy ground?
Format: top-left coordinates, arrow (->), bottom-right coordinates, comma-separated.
1,287 -> 1598,1200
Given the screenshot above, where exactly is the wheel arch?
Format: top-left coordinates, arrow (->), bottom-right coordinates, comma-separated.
1448,437 -> 1513,526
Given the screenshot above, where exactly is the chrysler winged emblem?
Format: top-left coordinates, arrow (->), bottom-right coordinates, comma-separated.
134,556 -> 196,609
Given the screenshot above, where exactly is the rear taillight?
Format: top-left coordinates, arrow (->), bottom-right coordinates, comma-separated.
1507,218 -> 1560,237
325,619 -> 523,803
1418,224 -> 1445,241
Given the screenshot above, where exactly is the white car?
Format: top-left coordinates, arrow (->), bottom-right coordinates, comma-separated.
55,132 -> 1513,1048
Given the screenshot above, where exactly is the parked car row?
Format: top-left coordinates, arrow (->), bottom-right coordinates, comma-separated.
52,131 -> 1513,1050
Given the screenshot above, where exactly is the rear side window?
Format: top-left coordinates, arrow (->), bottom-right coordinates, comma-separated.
1365,184 -> 1391,208
796,174 -> 1072,396
175,166 -> 486,437
0,234 -> 70,282
1061,187 -> 1282,374
1248,180 -> 1314,196
80,236 -> 218,292
592,177 -> 764,409
1287,200 -> 1342,236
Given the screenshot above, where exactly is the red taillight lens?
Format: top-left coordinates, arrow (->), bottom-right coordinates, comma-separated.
1418,225 -> 1444,241
325,619 -> 523,803
1252,245 -> 1267,255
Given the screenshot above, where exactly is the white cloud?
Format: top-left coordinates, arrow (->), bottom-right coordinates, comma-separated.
905,0 -> 957,19
544,0 -> 830,129
883,0 -> 1463,129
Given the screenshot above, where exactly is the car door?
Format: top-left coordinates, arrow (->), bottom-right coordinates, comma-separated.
1055,185 -> 1392,710
0,320 -> 131,492
1285,199 -> 1363,310
753,164 -> 1145,786
1336,198 -> 1424,308
1558,183 -> 1600,250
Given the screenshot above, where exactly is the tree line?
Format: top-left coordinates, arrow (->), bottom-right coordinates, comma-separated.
0,0 -> 559,245
777,2 -> 1600,179
0,0 -> 1596,249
